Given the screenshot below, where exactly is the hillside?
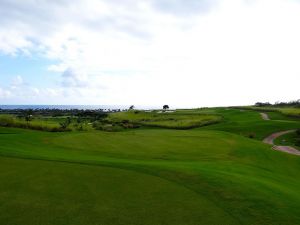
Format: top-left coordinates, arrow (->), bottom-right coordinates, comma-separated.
0,108 -> 300,225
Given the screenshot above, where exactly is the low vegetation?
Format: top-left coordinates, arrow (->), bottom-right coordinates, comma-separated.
0,109 -> 111,132
279,108 -> 300,117
0,115 -> 70,132
108,110 -> 222,129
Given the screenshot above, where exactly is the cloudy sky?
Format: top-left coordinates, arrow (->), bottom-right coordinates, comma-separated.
0,0 -> 299,108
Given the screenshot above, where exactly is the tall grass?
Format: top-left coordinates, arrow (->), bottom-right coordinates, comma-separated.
0,115 -> 70,132
279,108 -> 300,117
108,111 -> 222,129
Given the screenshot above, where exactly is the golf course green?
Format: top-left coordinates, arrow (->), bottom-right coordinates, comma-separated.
0,108 -> 300,225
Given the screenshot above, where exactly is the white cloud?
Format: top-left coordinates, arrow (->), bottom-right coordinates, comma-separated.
0,87 -> 11,98
61,68 -> 88,87
0,0 -> 299,107
11,75 -> 24,87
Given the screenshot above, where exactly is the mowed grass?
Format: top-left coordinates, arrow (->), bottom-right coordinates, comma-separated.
199,108 -> 300,140
108,110 -> 221,129
1,157 -> 232,225
1,119 -> 300,224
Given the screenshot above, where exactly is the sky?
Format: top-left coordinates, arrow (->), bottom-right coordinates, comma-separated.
0,0 -> 299,108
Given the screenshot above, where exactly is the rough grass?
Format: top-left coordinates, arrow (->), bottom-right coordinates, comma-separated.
0,115 -> 69,132
279,108 -> 300,117
108,110 -> 222,129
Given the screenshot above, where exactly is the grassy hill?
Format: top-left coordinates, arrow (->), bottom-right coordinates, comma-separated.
107,110 -> 221,129
239,106 -> 300,117
0,108 -> 300,225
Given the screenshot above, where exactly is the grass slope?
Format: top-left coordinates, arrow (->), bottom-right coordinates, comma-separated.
1,157 -> 234,225
200,108 -> 300,140
240,106 -> 300,117
0,129 -> 300,224
0,108 -> 300,224
108,110 -> 221,129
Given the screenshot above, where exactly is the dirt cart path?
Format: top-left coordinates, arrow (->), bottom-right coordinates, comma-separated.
260,112 -> 270,120
263,130 -> 300,156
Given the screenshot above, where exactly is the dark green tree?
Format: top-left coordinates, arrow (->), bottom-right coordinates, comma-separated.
163,105 -> 169,111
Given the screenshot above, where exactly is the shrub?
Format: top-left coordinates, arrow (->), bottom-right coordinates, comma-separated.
248,133 -> 256,139
75,123 -> 84,131
94,123 -> 123,132
296,129 -> 300,136
121,122 -> 140,129
59,117 -> 71,129
295,138 -> 300,147
0,115 -> 16,126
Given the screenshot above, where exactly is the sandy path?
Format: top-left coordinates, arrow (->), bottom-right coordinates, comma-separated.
260,112 -> 270,120
263,130 -> 300,156
272,145 -> 300,156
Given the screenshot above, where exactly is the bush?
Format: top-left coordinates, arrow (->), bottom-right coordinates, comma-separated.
0,115 -> 15,126
121,122 -> 140,129
296,129 -> 300,136
74,123 -> 84,131
93,122 -> 124,132
59,117 -> 71,129
248,133 -> 256,139
295,138 -> 300,147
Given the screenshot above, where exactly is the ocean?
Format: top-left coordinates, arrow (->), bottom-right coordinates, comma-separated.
0,105 -> 158,110
0,105 -> 128,110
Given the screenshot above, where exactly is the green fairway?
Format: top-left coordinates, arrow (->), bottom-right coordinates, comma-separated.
241,106 -> 300,117
0,108 -> 300,225
199,108 -> 300,140
1,157 -> 237,225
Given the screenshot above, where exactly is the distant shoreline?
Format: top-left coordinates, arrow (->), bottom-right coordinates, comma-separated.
0,105 -> 163,110
0,105 -> 127,110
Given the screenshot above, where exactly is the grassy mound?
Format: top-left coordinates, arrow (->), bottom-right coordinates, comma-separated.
108,110 -> 221,129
